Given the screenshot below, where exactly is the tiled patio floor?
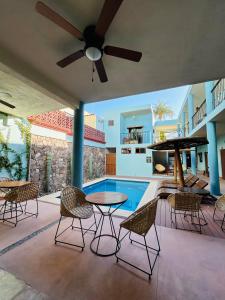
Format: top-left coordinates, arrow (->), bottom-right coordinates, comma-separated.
0,200 -> 225,300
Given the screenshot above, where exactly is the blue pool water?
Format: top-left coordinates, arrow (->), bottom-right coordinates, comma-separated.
83,179 -> 149,212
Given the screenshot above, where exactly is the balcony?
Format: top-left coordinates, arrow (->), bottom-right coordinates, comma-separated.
212,79 -> 225,109
192,99 -> 206,128
120,131 -> 150,144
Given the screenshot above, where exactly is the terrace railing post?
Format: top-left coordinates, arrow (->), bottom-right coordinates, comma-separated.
72,102 -> 84,189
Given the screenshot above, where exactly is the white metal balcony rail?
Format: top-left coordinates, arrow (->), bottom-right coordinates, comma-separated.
120,131 -> 150,144
192,99 -> 207,128
212,79 -> 225,109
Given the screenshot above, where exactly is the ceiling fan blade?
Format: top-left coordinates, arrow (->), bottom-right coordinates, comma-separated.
57,50 -> 84,67
35,1 -> 83,40
95,0 -> 123,38
104,46 -> 142,62
95,59 -> 108,82
0,99 -> 15,109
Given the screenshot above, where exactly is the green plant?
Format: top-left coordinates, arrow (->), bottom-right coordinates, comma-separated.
153,102 -> 174,120
0,131 -> 24,179
0,118 -> 31,180
15,120 -> 31,180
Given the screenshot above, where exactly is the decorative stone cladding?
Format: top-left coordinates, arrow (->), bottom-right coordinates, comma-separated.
29,135 -> 105,195
83,146 -> 106,182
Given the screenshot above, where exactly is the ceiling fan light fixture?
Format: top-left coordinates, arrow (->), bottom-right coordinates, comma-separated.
85,47 -> 101,61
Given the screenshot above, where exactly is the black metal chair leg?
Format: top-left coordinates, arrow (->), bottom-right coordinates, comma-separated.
79,218 -> 85,251
154,224 -> 161,252
54,216 -> 62,244
144,236 -> 152,280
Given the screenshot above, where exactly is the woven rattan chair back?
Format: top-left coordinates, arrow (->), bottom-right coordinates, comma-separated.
60,186 -> 86,217
193,180 -> 208,189
4,183 -> 38,203
186,176 -> 199,187
121,198 -> 158,236
174,192 -> 201,212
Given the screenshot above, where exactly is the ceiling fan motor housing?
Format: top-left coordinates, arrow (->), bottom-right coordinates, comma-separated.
83,25 -> 104,55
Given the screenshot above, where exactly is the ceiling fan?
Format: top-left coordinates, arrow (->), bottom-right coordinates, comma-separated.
35,0 -> 142,83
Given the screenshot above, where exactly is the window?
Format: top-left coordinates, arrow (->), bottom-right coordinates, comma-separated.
135,148 -> 146,154
121,148 -> 131,154
108,120 -> 114,126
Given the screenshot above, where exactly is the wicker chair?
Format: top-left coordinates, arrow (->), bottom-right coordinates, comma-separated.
116,198 -> 160,279
213,194 -> 225,231
168,192 -> 207,233
0,177 -> 13,200
54,186 -> 97,251
0,183 -> 39,227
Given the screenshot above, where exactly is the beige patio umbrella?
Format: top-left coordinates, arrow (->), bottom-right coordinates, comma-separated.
148,137 -> 208,187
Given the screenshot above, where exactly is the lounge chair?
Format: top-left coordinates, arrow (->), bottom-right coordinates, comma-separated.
159,175 -> 199,189
213,194 -> 225,231
193,179 -> 208,189
160,173 -> 194,185
54,186 -> 97,250
168,192 -> 207,233
116,198 -> 160,279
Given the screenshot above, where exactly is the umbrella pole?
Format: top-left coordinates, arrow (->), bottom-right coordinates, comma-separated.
174,153 -> 177,183
174,147 -> 185,187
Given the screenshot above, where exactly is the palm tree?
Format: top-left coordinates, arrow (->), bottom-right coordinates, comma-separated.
153,102 -> 174,120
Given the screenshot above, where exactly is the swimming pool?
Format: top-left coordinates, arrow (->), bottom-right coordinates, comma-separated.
83,179 -> 149,212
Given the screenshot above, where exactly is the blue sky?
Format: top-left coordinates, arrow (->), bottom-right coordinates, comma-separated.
85,85 -> 189,118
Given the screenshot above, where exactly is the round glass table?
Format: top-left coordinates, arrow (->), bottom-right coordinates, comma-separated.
85,192 -> 128,257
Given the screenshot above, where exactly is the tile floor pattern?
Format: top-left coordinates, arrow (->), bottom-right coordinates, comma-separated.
0,201 -> 225,300
0,269 -> 48,300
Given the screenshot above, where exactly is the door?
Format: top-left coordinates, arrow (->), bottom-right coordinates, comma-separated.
106,153 -> 116,175
204,152 -> 209,177
220,149 -> 225,179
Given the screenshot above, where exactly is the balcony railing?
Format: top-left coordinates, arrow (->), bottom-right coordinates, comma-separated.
192,99 -> 206,128
212,79 -> 225,109
120,131 -> 150,144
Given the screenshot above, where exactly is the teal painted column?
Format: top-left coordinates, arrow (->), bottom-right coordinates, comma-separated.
205,81 -> 220,195
206,122 -> 220,195
72,102 -> 84,188
188,93 -> 196,174
181,112 -> 187,172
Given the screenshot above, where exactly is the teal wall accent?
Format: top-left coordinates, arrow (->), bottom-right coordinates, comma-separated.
205,81 -> 215,114
104,105 -> 153,177
0,114 -> 28,179
72,102 -> 84,188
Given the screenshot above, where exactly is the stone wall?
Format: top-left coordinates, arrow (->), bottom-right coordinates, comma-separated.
29,135 -> 105,194
84,146 -> 106,182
